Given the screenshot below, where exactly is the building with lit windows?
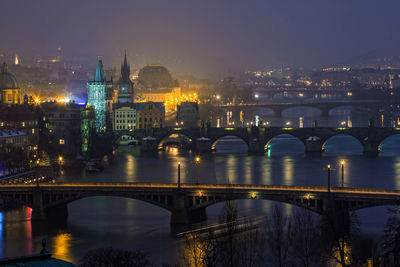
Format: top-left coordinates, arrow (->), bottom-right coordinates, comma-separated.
117,52 -> 134,103
0,62 -> 21,105
41,102 -> 81,156
87,59 -> 110,132
177,102 -> 199,127
136,102 -> 164,129
0,105 -> 39,148
112,103 -> 136,131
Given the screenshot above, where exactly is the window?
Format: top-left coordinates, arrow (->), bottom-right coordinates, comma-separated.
32,128 -> 35,134
59,139 -> 65,145
60,114 -> 65,118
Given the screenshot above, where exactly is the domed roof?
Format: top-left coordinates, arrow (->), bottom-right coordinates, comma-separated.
0,62 -> 19,90
138,64 -> 174,89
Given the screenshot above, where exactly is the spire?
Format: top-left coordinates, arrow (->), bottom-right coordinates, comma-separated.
123,50 -> 128,68
94,58 -> 106,82
120,51 -> 130,82
1,62 -> 8,73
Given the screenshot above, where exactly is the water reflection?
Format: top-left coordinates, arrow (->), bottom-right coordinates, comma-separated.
53,233 -> 72,263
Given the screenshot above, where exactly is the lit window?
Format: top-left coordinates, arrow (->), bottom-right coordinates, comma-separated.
32,129 -> 35,134
22,122 -> 25,127
59,139 -> 65,145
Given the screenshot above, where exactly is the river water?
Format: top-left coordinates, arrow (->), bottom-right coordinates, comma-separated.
2,110 -> 400,265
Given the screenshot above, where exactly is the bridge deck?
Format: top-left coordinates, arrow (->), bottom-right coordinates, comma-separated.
1,183 -> 399,196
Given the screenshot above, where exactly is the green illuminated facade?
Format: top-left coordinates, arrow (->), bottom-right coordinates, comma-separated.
81,104 -> 95,154
87,59 -> 108,132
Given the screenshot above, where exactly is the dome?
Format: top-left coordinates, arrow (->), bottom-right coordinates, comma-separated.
138,64 -> 175,89
0,62 -> 19,90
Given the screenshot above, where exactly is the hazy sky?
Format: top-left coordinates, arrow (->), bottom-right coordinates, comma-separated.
1,0 -> 399,78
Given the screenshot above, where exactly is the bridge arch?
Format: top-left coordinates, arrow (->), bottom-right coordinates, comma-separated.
264,133 -> 305,153
157,133 -> 194,150
378,134 -> 400,155
211,134 -> 249,151
322,133 -> 363,154
327,105 -> 353,116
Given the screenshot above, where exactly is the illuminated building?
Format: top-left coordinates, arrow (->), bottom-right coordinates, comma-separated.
87,59 -> 109,132
0,62 -> 21,105
0,105 -> 39,148
136,102 -> 164,129
41,102 -> 81,156
112,103 -> 136,130
81,105 -> 95,154
117,52 -> 134,103
177,102 -> 199,127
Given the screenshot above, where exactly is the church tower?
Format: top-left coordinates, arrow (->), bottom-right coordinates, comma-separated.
117,51 -> 134,103
87,58 -> 107,132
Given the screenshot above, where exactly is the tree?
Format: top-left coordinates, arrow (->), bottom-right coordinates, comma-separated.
183,231 -> 218,267
264,205 -> 293,267
321,210 -> 359,267
290,209 -> 321,267
79,247 -> 151,267
383,207 -> 400,265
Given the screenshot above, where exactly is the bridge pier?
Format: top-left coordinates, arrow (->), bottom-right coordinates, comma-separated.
170,191 -> 207,234
31,188 -> 68,221
305,137 -> 323,155
363,141 -> 380,156
195,138 -> 212,153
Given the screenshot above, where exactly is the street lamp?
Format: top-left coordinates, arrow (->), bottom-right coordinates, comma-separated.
178,162 -> 181,188
327,164 -> 331,192
58,156 -> 63,174
195,156 -> 200,184
340,160 -> 345,187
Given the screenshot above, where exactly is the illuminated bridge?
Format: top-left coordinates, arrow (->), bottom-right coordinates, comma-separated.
117,126 -> 400,155
1,183 -> 400,232
216,100 -> 385,117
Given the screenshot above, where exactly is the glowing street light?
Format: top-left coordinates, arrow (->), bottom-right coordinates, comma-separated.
340,160 -> 345,187
327,164 -> 331,192
195,156 -> 200,184
251,193 -> 256,199
177,162 -> 181,188
58,156 -> 63,174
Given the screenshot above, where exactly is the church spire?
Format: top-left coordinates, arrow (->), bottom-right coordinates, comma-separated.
94,57 -> 106,82
121,50 -> 130,82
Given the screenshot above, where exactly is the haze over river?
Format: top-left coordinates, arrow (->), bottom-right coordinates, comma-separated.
2,109 -> 400,265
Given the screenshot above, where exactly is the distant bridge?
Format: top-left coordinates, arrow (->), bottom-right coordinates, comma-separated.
2,183 -> 400,232
116,126 -> 400,155
216,100 -> 384,117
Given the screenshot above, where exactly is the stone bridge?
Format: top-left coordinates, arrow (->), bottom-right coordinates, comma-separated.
116,126 -> 400,155
2,183 -> 400,233
217,100 -> 384,117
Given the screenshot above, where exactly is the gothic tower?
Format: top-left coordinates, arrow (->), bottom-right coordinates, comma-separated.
117,51 -> 134,103
87,58 -> 107,132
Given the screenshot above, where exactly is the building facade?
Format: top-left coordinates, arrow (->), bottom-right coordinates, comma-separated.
81,105 -> 96,154
136,102 -> 165,129
0,62 -> 21,105
0,105 -> 39,149
41,102 -> 81,156
117,52 -> 134,103
177,102 -> 199,127
112,103 -> 137,131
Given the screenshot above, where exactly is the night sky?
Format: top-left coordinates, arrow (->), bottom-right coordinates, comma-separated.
1,0 -> 399,77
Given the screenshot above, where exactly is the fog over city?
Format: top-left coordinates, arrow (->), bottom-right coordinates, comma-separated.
1,0 -> 400,77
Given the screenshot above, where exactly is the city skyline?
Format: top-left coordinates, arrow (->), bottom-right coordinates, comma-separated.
1,0 -> 400,78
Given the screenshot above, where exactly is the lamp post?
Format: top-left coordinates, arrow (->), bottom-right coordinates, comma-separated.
327,164 -> 331,192
340,160 -> 345,187
58,156 -> 63,175
195,156 -> 200,184
178,162 -> 181,188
